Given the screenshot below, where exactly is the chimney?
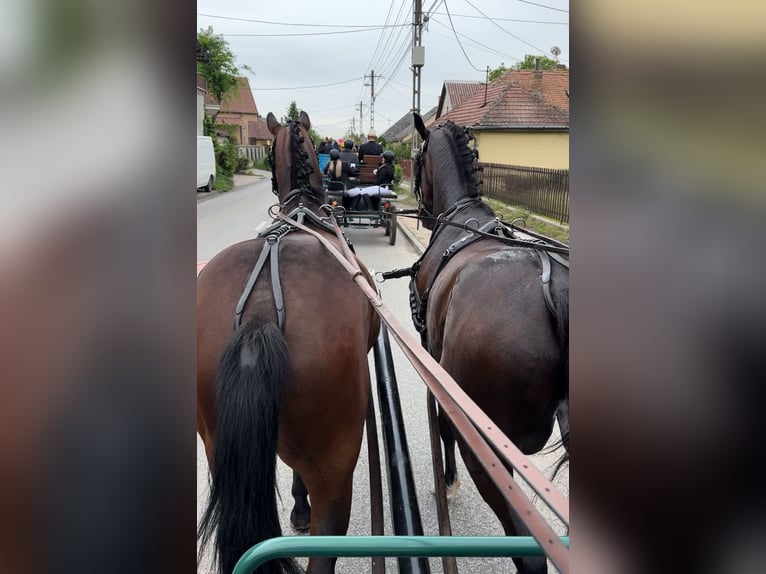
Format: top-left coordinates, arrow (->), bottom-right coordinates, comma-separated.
531,57 -> 543,95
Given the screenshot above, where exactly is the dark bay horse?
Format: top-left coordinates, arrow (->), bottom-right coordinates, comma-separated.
411,114 -> 569,574
197,111 -> 380,574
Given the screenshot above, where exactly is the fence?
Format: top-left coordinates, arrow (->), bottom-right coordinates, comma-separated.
479,163 -> 569,224
237,145 -> 268,164
399,158 -> 412,181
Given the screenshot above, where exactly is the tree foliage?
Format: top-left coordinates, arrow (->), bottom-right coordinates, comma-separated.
488,63 -> 508,82
282,101 -> 300,122
488,56 -> 567,82
282,101 -> 322,148
197,26 -> 249,103
512,54 -> 565,71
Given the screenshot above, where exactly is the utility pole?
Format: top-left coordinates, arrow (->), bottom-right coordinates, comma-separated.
411,0 -> 424,156
364,70 -> 380,133
356,101 -> 364,137
351,116 -> 356,135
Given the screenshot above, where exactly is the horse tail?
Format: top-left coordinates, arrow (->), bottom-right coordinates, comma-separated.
198,318 -> 301,574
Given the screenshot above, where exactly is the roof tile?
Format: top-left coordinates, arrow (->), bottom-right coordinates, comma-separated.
439,69 -> 569,129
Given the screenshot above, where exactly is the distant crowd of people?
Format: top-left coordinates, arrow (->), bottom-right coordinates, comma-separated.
318,131 -> 395,189
318,131 -> 396,211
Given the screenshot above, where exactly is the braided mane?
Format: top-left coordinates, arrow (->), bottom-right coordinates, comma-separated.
441,121 -> 481,197
285,120 -> 324,205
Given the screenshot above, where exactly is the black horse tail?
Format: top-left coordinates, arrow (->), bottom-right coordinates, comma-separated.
198,318 -> 301,574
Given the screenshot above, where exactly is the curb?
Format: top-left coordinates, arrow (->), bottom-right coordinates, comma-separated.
396,217 -> 427,256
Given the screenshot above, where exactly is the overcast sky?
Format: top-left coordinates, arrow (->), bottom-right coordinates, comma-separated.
196,0 -> 569,139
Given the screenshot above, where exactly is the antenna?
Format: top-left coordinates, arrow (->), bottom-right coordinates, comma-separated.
550,46 -> 561,63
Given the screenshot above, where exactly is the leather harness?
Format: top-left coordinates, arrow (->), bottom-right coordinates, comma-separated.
233,191 -> 348,332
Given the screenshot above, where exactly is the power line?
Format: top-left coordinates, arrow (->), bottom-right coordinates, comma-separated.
360,0 -> 409,104
442,0 -> 484,72
370,3 -> 412,79
429,19 -> 522,62
364,0 -> 404,74
517,0 -> 569,14
463,0 -> 548,55
223,27 -> 396,37
428,11 -> 567,25
251,77 -> 364,91
198,13 -> 410,29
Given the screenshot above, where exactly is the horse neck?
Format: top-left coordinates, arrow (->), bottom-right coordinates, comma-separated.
278,130 -> 325,214
428,140 -> 493,243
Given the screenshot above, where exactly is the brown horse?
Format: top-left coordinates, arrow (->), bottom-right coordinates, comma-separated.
197,111 -> 379,574
411,114 -> 569,574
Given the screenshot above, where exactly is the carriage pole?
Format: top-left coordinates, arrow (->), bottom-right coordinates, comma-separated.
373,323 -> 431,574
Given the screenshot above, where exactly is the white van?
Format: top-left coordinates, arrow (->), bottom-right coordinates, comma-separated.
197,136 -> 216,192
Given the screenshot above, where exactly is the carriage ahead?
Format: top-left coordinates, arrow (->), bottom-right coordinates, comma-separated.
319,151 -> 399,245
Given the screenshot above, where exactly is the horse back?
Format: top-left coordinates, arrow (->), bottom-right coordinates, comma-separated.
197,233 -> 378,442
425,243 -> 567,451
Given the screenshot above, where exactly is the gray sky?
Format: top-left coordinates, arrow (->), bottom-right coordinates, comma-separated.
197,0 -> 569,139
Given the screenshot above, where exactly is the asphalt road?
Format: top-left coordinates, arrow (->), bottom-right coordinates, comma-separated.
197,177 -> 569,573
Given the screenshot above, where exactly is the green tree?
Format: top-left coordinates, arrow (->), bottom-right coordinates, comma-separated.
197,26 -> 249,103
282,101 -> 300,122
511,54 -> 565,71
283,101 -> 322,148
488,63 -> 508,82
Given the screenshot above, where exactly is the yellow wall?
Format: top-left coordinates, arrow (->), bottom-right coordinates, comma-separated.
475,131 -> 569,169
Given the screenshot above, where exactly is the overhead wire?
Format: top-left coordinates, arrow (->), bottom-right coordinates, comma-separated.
428,11 -> 567,25
197,13 -> 409,28
358,0 -> 409,110
517,0 -> 569,14
442,0 -> 484,72
429,19 -> 522,62
251,77 -> 364,91
462,0 -> 548,56
223,28 -> 398,37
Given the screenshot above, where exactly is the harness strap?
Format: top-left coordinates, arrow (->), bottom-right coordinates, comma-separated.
234,239 -> 272,331
270,240 -> 285,329
537,249 -> 556,318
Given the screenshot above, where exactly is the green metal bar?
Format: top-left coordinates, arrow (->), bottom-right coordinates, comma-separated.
233,536 -> 570,574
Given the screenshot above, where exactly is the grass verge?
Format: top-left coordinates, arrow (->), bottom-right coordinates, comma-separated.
395,184 -> 569,244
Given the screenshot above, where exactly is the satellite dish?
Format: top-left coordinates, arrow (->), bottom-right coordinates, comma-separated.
550,46 -> 561,62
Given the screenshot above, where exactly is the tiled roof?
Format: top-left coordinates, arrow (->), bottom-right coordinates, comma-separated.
438,69 -> 569,129
220,77 -> 259,115
436,81 -> 484,118
247,118 -> 273,140
380,106 -> 437,142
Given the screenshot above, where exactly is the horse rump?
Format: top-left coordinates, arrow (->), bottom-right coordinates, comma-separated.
198,318 -> 301,574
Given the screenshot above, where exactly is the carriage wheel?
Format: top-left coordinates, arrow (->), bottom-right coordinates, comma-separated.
384,216 -> 391,236
388,211 -> 397,246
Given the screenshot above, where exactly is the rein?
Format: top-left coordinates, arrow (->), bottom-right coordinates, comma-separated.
275,209 -> 570,571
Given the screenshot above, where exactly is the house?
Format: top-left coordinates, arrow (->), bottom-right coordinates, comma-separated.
216,77 -> 262,145
196,74 -> 221,136
437,69 -> 569,169
380,106 -> 438,143
247,117 -> 273,147
435,80 -> 484,119
197,75 -> 263,145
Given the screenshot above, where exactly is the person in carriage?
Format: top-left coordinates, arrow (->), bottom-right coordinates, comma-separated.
339,139 -> 360,174
358,130 -> 383,160
345,150 -> 396,211
323,148 -> 355,192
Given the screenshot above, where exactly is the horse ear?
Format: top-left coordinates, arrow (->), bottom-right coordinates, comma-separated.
298,110 -> 311,132
413,113 -> 429,140
266,112 -> 281,136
